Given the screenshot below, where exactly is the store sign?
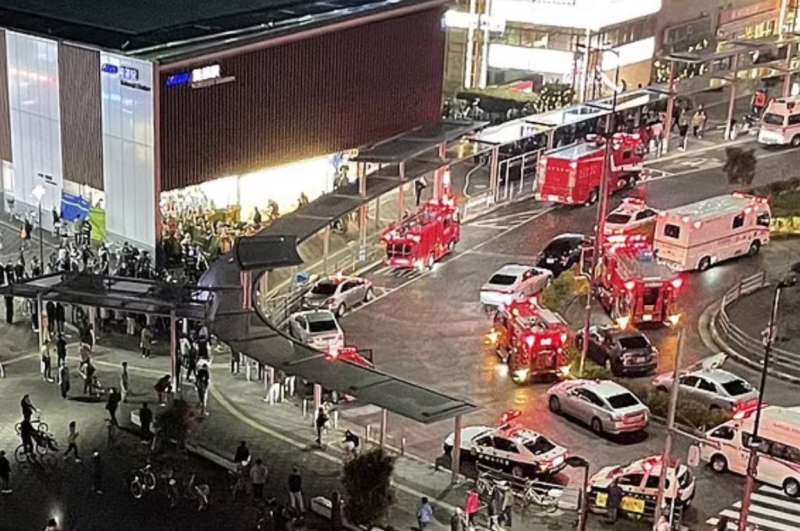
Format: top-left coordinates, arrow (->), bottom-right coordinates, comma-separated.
719,0 -> 776,25
101,62 -> 150,92
165,63 -> 235,89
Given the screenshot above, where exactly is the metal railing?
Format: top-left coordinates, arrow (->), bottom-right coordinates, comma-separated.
496,149 -> 542,202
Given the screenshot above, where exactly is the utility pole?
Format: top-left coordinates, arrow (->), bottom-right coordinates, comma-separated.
653,318 -> 684,528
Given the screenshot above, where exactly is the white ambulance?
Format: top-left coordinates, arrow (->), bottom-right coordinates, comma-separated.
758,96 -> 800,147
653,193 -> 771,271
700,405 -> 800,497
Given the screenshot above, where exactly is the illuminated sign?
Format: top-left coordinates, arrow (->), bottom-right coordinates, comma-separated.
101,62 -> 149,92
192,65 -> 220,82
165,64 -> 235,89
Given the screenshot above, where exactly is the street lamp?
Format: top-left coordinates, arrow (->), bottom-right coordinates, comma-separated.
579,44 -> 622,377
737,273 -> 797,531
653,312 -> 684,529
565,456 -> 590,531
32,184 -> 45,275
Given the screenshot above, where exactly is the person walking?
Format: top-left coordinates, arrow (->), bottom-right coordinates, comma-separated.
58,363 -> 70,400
139,325 -> 152,359
464,489 -> 480,527
91,450 -> 103,494
678,110 -> 690,151
315,406 -> 329,447
288,466 -> 304,513
501,484 -> 514,527
0,449 -> 11,494
488,488 -> 503,531
417,497 -> 434,531
139,402 -> 153,442
120,362 -> 130,403
414,176 -> 428,206
56,333 -> 67,367
81,359 -> 96,396
605,480 -> 623,524
154,374 -> 171,405
105,387 -> 121,426
3,292 -> 12,324
249,458 -> 268,501
195,360 -> 210,416
40,339 -> 53,382
691,107 -> 704,138
63,421 -> 81,463
234,441 -> 250,467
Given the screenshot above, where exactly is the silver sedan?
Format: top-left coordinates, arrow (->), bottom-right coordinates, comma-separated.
302,276 -> 375,317
546,379 -> 650,435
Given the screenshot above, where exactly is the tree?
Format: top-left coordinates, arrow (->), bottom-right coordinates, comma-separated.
342,448 -> 396,527
155,399 -> 197,451
723,147 -> 757,185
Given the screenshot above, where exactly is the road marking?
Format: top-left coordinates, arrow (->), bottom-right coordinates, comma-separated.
706,484 -> 800,531
465,250 -> 539,261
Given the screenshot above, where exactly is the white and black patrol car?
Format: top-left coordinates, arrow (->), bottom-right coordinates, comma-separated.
443,413 -> 567,478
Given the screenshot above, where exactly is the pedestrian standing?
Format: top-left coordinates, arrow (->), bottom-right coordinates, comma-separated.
249,458 -> 268,500
315,406 -> 329,447
40,339 -> 53,382
120,362 -> 130,403
605,480 -> 623,524
20,394 -> 37,422
691,108 -> 704,138
501,484 -> 514,527
195,361 -> 210,416
63,421 -> 81,463
488,488 -> 503,531
230,349 -> 241,374
55,303 -> 65,334
81,359 -> 96,396
105,387 -> 121,426
56,333 -> 67,367
288,466 -> 304,513
450,508 -> 466,531
0,450 -> 11,494
234,441 -> 250,467
464,489 -> 480,527
154,374 -> 171,405
126,313 -> 136,336
414,177 -> 428,207
58,363 -> 70,399
45,300 -> 56,335
91,450 -> 103,494
139,402 -> 153,442
140,325 -> 152,359
678,110 -> 690,151
417,497 -> 434,531
3,293 -> 12,324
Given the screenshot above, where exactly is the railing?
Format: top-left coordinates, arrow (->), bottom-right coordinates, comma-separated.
496,148 -> 542,202
715,271 -> 800,373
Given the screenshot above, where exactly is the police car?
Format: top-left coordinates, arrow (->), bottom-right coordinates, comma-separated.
588,456 -> 696,519
443,411 -> 567,478
603,198 -> 659,240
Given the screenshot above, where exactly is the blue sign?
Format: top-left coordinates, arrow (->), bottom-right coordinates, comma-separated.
101,63 -> 119,74
165,71 -> 191,88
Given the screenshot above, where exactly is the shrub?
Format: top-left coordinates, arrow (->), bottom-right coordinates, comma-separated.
564,345 -> 612,380
723,147 -> 757,185
342,448 -> 396,527
621,382 -> 731,432
540,266 -> 587,315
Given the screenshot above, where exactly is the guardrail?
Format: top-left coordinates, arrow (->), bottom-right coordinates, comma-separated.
715,271 -> 800,374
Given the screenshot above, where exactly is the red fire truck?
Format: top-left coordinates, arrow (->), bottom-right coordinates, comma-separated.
487,299 -> 570,385
381,197 -> 460,271
536,133 -> 644,206
596,237 -> 683,327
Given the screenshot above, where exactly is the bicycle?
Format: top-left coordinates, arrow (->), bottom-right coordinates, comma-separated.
129,463 -> 158,499
166,472 -> 210,511
520,482 -> 562,513
228,468 -> 248,502
15,415 -> 49,436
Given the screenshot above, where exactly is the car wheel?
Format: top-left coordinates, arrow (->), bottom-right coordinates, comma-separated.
511,465 -> 525,478
710,454 -> 728,474
784,478 -> 800,497
792,135 -> 800,147
336,303 -> 346,317
591,417 -> 603,435
549,396 -> 561,414
748,240 -> 761,257
698,256 -> 712,271
363,287 -> 375,302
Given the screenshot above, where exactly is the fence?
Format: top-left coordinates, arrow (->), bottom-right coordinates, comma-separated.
496,149 -> 542,202
715,271 -> 800,374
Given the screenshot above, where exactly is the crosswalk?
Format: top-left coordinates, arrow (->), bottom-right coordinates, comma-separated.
706,485 -> 800,531
466,209 -> 547,231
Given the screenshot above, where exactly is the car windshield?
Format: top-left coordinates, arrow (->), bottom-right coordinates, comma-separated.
311,282 -> 337,296
308,319 -> 337,333
721,379 -> 752,396
607,392 -> 639,409
618,336 -> 649,349
763,113 -> 785,126
524,436 -> 556,455
489,274 -> 518,286
606,213 -> 631,224
543,238 -> 579,255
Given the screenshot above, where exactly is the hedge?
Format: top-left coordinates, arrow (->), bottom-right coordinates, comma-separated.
540,266 -> 588,315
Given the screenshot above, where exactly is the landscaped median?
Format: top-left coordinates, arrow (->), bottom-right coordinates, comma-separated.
749,177 -> 800,237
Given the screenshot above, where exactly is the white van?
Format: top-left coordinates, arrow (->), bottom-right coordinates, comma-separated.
758,97 -> 800,146
653,193 -> 771,271
700,406 -> 800,497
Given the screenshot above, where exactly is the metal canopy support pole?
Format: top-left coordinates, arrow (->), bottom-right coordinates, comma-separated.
580,28 -> 592,103
451,415 -> 462,484
488,147 -> 499,199
663,60 -> 676,155
398,162 -> 406,220
434,142 -> 447,200
374,197 -> 381,231
322,227 -> 330,276
725,53 -> 741,141
358,161 -> 368,254
241,270 -> 252,310
36,293 -> 43,353
312,383 -> 322,426
783,42 -> 794,97
379,408 -> 388,449
264,365 -> 275,405
170,310 -> 179,391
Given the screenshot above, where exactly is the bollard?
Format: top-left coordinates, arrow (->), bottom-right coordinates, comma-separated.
400,437 -> 406,456
0,362 -> 5,378
302,399 -> 308,418
333,410 -> 339,429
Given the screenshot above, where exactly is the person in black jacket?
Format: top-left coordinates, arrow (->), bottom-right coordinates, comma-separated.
56,333 -> 67,367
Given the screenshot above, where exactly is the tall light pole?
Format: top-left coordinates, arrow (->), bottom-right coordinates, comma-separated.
737,274 -> 797,531
32,185 -> 45,275
653,313 -> 684,529
566,456 -> 590,531
580,45 -> 621,376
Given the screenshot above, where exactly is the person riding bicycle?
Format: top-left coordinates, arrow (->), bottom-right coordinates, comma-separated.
19,418 -> 35,456
20,394 -> 37,422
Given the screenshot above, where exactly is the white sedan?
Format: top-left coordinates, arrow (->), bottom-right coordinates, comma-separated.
480,264 -> 552,308
603,198 -> 659,240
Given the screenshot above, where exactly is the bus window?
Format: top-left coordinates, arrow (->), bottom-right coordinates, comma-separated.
732,213 -> 745,229
710,426 -> 735,441
664,224 -> 681,239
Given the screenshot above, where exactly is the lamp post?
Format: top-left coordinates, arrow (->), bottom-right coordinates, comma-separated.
579,45 -> 621,377
737,274 -> 797,531
653,313 -> 684,529
32,185 -> 45,275
566,456 -> 590,531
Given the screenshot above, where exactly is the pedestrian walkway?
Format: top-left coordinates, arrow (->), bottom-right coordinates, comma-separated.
706,484 -> 800,531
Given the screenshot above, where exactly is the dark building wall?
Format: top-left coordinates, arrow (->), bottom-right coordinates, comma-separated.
158,6 -> 446,191
58,44 -> 104,190
0,30 -> 11,163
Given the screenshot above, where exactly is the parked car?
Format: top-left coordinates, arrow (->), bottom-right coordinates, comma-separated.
652,366 -> 758,413
546,379 -> 650,435
536,233 -> 589,277
575,326 -> 657,376
287,310 -> 344,352
302,275 -> 375,316
480,264 -> 552,308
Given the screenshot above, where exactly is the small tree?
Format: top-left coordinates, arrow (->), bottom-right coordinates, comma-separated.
155,399 -> 197,451
723,147 -> 757,185
540,266 -> 587,315
342,448 -> 396,527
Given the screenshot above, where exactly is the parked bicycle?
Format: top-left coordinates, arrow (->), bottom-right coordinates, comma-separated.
165,471 -> 210,511
520,483 -> 562,512
129,463 -> 158,499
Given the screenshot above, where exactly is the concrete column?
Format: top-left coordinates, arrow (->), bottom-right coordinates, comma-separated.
783,43 -> 794,97
488,147 -> 499,198
379,408 -> 388,449
170,310 -> 179,391
37,293 -> 44,352
265,365 -> 275,405
374,197 -> 381,231
725,53 -> 741,141
451,415 -> 462,484
663,61 -> 677,154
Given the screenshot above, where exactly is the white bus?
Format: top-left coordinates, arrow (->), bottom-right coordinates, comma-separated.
700,406 -> 800,497
653,193 -> 771,271
758,96 -> 800,147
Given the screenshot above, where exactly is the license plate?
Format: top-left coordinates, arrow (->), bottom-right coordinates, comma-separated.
634,357 -> 645,364
642,314 -> 652,321
621,497 -> 645,513
595,492 -> 607,508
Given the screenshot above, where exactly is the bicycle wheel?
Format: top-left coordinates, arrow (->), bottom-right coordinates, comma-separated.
14,444 -> 28,464
35,440 -> 48,455
130,478 -> 144,499
37,422 -> 49,434
143,470 -> 157,491
14,422 -> 21,435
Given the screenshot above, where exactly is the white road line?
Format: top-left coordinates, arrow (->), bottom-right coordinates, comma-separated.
732,500 -> 800,523
718,509 -> 799,531
751,492 -> 800,511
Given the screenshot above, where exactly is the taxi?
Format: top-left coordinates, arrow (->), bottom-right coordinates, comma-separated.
443,410 -> 568,479
588,456 -> 695,520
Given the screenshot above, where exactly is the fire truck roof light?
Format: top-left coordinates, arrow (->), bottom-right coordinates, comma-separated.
681,216 -> 690,223
693,221 -> 702,229
499,409 -> 522,426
